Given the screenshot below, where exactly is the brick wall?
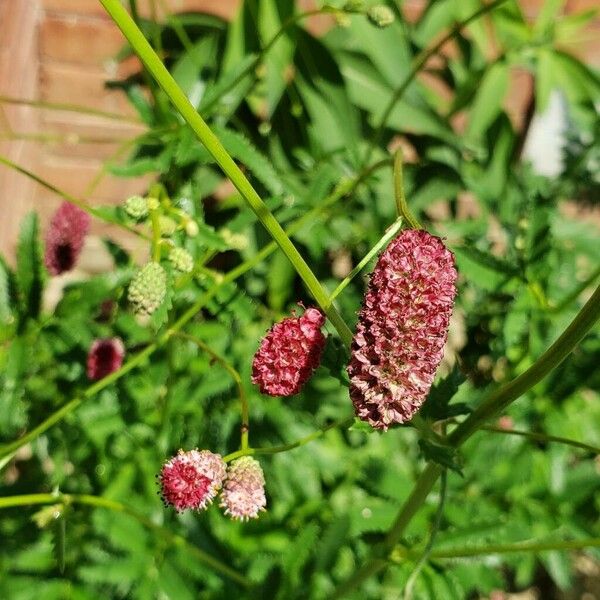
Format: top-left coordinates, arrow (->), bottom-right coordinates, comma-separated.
0,0 -> 598,263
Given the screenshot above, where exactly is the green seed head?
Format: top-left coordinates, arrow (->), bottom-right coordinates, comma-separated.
367,5 -> 395,28
124,195 -> 149,220
128,262 -> 167,316
169,247 -> 194,274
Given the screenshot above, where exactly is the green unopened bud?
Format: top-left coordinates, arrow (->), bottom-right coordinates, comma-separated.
169,247 -> 194,273
185,220 -> 199,237
367,5 -> 394,28
124,195 -> 148,220
159,216 -> 177,236
128,262 -> 167,316
146,197 -> 160,211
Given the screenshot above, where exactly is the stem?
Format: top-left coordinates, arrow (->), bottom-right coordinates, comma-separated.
328,218 -> 402,303
481,426 -> 600,455
150,208 -> 162,261
363,0 -> 510,166
393,149 -> 420,229
403,470 -> 447,600
101,0 -> 352,346
333,283 -> 600,597
175,333 -> 250,450
0,493 -> 250,587
223,415 -> 354,463
0,155 -> 149,241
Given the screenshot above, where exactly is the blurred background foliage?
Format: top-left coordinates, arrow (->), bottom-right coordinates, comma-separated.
1,0 -> 599,598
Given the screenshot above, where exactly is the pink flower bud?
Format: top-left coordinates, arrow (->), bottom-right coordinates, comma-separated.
44,202 -> 90,275
348,229 -> 457,430
86,337 -> 125,381
220,456 -> 266,521
158,450 -> 226,512
251,306 -> 326,396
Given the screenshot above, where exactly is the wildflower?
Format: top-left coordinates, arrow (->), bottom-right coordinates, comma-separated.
348,229 -> 457,430
86,337 -> 125,381
169,247 -> 194,273
44,202 -> 90,275
367,5 -> 395,28
124,195 -> 148,220
128,262 -> 167,316
159,449 -> 227,512
220,456 -> 266,521
252,306 -> 326,397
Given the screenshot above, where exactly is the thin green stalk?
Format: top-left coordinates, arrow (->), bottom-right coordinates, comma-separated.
403,470 -> 447,600
223,415 -> 354,463
101,0 -> 352,346
150,208 -> 162,261
328,218 -> 402,303
481,425 -> 600,455
0,493 -> 250,587
0,155 -> 149,241
333,283 -> 600,597
393,149 -> 420,229
175,332 -> 250,450
363,0 -> 510,166
0,94 -> 141,123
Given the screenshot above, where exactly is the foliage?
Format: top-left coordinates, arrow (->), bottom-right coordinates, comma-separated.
1,1 -> 599,598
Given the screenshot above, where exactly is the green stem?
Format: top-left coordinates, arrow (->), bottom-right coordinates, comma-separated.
175,333 -> 250,451
0,154 -> 149,241
328,218 -> 402,303
150,208 -> 162,261
333,283 -> 600,597
223,415 -> 354,463
100,0 -> 352,346
363,0 -> 509,166
393,149 -> 420,229
0,493 -> 250,587
481,425 -> 600,455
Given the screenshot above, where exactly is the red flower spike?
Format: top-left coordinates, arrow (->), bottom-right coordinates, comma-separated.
251,306 -> 326,397
158,449 -> 227,512
348,229 -> 457,430
86,338 -> 125,381
44,202 -> 90,275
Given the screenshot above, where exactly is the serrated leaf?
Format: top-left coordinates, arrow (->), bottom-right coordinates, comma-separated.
0,255 -> 16,331
421,365 -> 468,421
419,439 -> 463,474
16,212 -> 44,320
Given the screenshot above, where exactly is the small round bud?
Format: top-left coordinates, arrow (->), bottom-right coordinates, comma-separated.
169,247 -> 194,273
185,220 -> 199,237
124,195 -> 148,220
158,216 -> 177,236
87,338 -> 125,380
146,197 -> 160,211
128,262 -> 167,316
367,5 -> 395,28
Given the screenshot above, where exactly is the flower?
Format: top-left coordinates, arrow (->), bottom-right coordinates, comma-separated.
128,262 -> 167,316
169,247 -> 194,273
44,202 -> 90,275
220,456 -> 266,521
367,5 -> 395,28
251,306 -> 326,396
86,338 -> 125,381
348,229 -> 457,430
124,195 -> 148,220
158,449 -> 227,512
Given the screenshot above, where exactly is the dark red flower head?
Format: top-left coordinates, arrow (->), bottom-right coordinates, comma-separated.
86,338 -> 125,381
159,450 -> 227,512
252,306 -> 326,397
348,229 -> 457,430
44,202 -> 90,275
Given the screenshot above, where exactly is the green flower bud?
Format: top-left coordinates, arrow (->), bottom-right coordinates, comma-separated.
146,197 -> 160,211
128,262 -> 167,316
185,220 -> 199,237
124,195 -> 148,220
158,216 -> 177,236
169,247 -> 194,273
367,5 -> 395,28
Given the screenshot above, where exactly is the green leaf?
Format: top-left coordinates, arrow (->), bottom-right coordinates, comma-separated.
0,337 -> 27,435
421,365 -> 469,421
466,61 -> 509,141
266,252 -> 295,311
0,256 -> 16,331
419,439 -> 463,474
536,48 -> 554,112
16,212 -> 44,320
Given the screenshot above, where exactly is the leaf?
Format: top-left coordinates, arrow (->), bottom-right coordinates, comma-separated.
16,212 -> 44,321
452,245 -> 519,278
419,439 -> 463,474
124,84 -> 155,126
466,61 -> 509,141
172,37 -> 217,104
0,337 -> 27,435
210,124 -> 286,196
0,256 -> 16,331
421,365 -> 469,421
536,48 -> 554,112
267,252 -> 295,311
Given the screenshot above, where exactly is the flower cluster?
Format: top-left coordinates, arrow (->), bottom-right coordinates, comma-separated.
86,338 -> 125,381
251,306 -> 327,397
158,451 -> 267,520
348,229 -> 457,430
128,262 -> 167,316
44,202 -> 90,275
